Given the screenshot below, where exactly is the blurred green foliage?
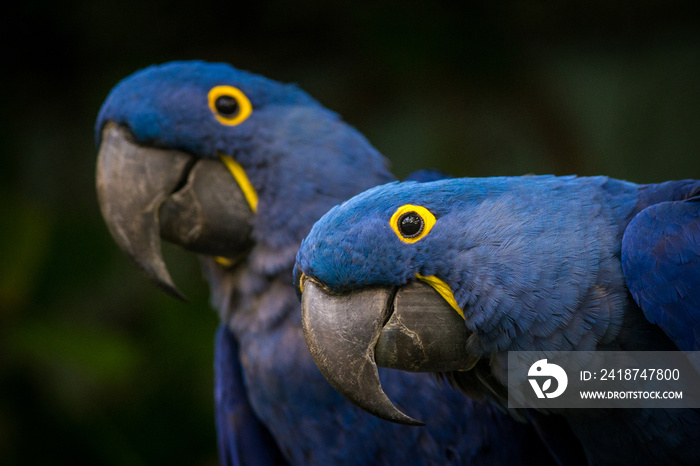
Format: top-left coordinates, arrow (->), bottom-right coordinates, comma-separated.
1,1 -> 699,464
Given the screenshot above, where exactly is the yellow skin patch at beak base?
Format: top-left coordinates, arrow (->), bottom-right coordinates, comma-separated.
219,154 -> 258,213
415,274 -> 465,320
298,272 -> 305,293
214,155 -> 258,266
215,257 -> 235,267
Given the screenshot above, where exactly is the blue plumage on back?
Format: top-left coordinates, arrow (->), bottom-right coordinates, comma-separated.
622,190 -> 700,350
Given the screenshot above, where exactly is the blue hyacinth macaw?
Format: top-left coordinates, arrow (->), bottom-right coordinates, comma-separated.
295,175 -> 700,465
95,61 -> 562,465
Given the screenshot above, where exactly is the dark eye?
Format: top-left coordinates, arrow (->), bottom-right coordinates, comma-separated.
390,204 -> 435,243
215,95 -> 240,117
397,211 -> 424,238
208,85 -> 253,126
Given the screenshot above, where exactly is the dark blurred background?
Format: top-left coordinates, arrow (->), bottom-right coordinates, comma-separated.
2,1 -> 700,464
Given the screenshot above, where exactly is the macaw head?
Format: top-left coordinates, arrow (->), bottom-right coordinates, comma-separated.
96,60 -> 392,298
293,179 -> 475,424
295,175 -> 618,424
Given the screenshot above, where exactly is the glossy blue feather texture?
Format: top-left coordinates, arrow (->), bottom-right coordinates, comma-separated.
295,175 -> 700,465
97,62 -> 557,465
622,193 -> 700,350
214,325 -> 289,466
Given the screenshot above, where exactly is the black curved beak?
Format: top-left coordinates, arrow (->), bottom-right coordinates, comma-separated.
300,279 -> 474,425
96,122 -> 253,299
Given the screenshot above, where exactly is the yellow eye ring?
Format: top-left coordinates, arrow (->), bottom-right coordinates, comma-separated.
208,85 -> 253,126
390,204 -> 436,243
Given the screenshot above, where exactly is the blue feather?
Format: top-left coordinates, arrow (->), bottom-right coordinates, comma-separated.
214,325 -> 289,466
404,168 -> 452,182
623,194 -> 700,350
